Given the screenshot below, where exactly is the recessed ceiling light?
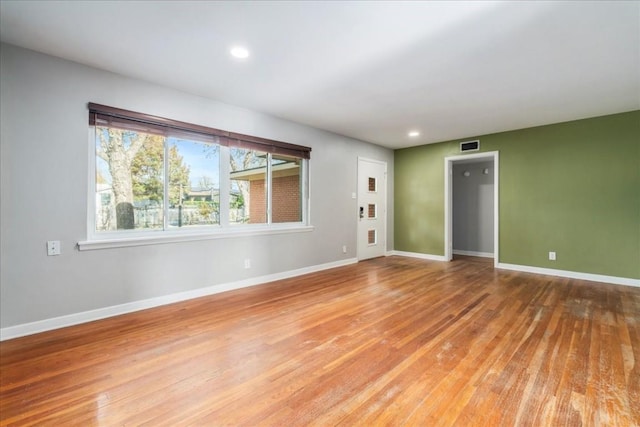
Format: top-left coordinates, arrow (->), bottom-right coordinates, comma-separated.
230,46 -> 250,59
408,131 -> 420,137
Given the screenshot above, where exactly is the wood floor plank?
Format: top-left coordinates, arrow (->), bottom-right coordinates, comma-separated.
1,256 -> 639,426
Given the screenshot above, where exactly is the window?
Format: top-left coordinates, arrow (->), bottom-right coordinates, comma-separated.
368,229 -> 377,245
368,203 -> 377,219
88,103 -> 311,243
95,130 -> 220,231
271,155 -> 302,223
229,147 -> 267,224
168,139 -> 220,228
368,177 -> 377,192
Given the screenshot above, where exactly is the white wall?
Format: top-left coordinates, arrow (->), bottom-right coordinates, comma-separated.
452,160 -> 494,255
0,43 -> 394,331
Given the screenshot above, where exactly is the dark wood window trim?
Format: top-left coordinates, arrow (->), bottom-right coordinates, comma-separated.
88,103 -> 311,159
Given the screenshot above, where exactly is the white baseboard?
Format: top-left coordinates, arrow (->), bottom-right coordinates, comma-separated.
387,250 -> 448,262
497,263 -> 640,288
0,257 -> 358,341
387,251 -> 638,287
453,250 -> 494,258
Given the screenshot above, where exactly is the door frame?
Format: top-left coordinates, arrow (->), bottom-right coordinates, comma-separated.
444,151 -> 499,267
357,157 -> 388,261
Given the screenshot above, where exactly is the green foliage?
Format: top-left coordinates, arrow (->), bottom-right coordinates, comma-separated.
230,193 -> 244,209
131,134 -> 164,203
130,137 -> 191,206
198,200 -> 214,217
168,144 -> 191,206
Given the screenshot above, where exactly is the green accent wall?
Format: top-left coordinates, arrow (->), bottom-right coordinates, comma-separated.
395,111 -> 640,279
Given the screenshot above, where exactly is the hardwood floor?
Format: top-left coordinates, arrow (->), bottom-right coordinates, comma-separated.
1,256 -> 639,426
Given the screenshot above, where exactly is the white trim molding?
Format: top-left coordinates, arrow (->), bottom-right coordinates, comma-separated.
444,151 -> 499,268
388,252 -> 639,287
453,250 -> 494,258
497,263 -> 640,288
78,225 -> 314,251
388,250 -> 448,262
0,257 -> 357,341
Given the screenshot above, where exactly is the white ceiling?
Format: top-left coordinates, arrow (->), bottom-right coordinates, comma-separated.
1,1 -> 638,149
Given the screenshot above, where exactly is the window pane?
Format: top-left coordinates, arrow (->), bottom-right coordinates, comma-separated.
229,148 -> 268,224
368,204 -> 377,219
168,138 -> 220,227
368,177 -> 377,192
368,229 -> 377,245
95,127 -> 165,231
272,155 -> 302,223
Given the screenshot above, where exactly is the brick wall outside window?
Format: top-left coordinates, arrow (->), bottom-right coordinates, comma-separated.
249,175 -> 300,223
248,180 -> 266,224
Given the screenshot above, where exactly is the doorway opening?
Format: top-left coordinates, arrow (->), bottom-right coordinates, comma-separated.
444,151 -> 499,267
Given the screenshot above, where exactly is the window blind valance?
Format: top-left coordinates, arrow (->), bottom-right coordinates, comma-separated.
88,103 -> 311,159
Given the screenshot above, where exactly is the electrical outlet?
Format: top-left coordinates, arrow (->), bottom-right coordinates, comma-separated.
47,240 -> 61,256
244,259 -> 251,269
342,245 -> 347,254
548,251 -> 556,261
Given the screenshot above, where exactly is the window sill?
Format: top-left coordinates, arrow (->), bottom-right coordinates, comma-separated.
77,224 -> 315,251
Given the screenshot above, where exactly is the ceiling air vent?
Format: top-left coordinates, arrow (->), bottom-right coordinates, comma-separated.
460,140 -> 479,152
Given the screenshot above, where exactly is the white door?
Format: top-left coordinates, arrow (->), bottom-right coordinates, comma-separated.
357,158 -> 387,260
